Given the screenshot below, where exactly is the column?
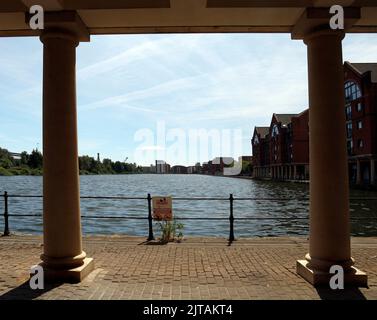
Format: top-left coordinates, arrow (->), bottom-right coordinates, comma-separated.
293,165 -> 297,180
296,29 -> 366,286
371,159 -> 375,185
40,20 -> 94,282
356,159 -> 361,185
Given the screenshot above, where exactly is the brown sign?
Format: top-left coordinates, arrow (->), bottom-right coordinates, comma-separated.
152,196 -> 173,221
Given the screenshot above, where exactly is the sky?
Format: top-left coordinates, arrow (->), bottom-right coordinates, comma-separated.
0,33 -> 376,166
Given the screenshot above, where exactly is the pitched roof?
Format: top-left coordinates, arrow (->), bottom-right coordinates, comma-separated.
255,126 -> 269,138
346,62 -> 377,83
274,114 -> 298,126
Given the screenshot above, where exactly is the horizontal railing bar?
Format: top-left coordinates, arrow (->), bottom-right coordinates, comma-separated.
80,196 -> 147,200
82,216 -> 147,220
6,195 -> 42,198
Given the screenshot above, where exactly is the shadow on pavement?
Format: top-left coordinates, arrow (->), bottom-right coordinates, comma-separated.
316,287 -> 367,300
0,281 -> 62,300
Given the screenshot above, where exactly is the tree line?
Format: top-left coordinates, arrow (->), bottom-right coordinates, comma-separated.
0,147 -> 142,176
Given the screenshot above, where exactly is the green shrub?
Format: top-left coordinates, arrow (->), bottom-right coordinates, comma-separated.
157,218 -> 184,243
0,167 -> 12,176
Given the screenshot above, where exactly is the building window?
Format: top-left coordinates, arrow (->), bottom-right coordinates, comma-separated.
345,104 -> 352,120
357,103 -> 363,112
357,120 -> 363,130
347,140 -> 353,155
271,124 -> 279,138
345,81 -> 362,101
346,122 -> 352,138
358,139 -> 363,148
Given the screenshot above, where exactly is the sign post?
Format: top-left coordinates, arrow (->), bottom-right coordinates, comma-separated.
152,196 -> 173,221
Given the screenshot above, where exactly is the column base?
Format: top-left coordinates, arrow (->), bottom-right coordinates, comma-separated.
296,259 -> 367,287
35,257 -> 94,283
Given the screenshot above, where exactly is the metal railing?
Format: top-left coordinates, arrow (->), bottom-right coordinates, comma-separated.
1,191 -> 377,242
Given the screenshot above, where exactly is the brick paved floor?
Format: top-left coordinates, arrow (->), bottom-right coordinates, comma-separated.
0,235 -> 376,300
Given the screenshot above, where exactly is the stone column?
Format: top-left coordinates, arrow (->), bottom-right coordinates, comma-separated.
296,29 -> 367,286
371,159 -> 375,185
356,159 -> 361,185
39,25 -> 94,282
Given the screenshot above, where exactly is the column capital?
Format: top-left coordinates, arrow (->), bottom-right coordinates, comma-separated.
26,10 -> 90,43
303,29 -> 345,45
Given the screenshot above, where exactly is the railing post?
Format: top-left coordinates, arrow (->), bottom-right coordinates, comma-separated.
3,191 -> 10,236
147,193 -> 154,241
229,193 -> 235,242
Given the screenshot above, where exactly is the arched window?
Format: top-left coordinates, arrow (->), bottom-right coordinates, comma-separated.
345,81 -> 362,101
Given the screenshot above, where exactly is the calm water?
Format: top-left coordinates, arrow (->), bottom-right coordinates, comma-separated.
0,174 -> 376,237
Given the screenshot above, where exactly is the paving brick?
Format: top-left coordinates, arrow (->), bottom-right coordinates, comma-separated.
0,235 -> 376,299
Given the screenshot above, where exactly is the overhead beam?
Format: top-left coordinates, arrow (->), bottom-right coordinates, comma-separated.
25,10 -> 90,41
0,0 -> 27,12
61,0 -> 171,10
291,7 -> 361,39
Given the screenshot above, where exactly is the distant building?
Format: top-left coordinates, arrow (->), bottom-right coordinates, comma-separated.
155,160 -> 170,174
187,165 -> 200,174
171,165 -> 188,174
202,157 -> 234,175
141,165 -> 156,173
9,152 -> 22,160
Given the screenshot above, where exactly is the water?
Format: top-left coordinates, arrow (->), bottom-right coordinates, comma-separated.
0,174 -> 376,237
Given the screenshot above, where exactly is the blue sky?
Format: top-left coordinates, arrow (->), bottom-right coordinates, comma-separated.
0,33 -> 376,166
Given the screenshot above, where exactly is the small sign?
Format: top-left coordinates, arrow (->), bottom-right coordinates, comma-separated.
152,196 -> 173,221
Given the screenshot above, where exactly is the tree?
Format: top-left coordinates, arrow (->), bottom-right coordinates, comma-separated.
28,149 -> 43,169
0,148 -> 14,169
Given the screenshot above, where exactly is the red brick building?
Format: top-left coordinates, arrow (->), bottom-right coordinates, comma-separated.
344,62 -> 377,186
251,127 -> 270,178
251,62 -> 377,187
252,111 -> 309,181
